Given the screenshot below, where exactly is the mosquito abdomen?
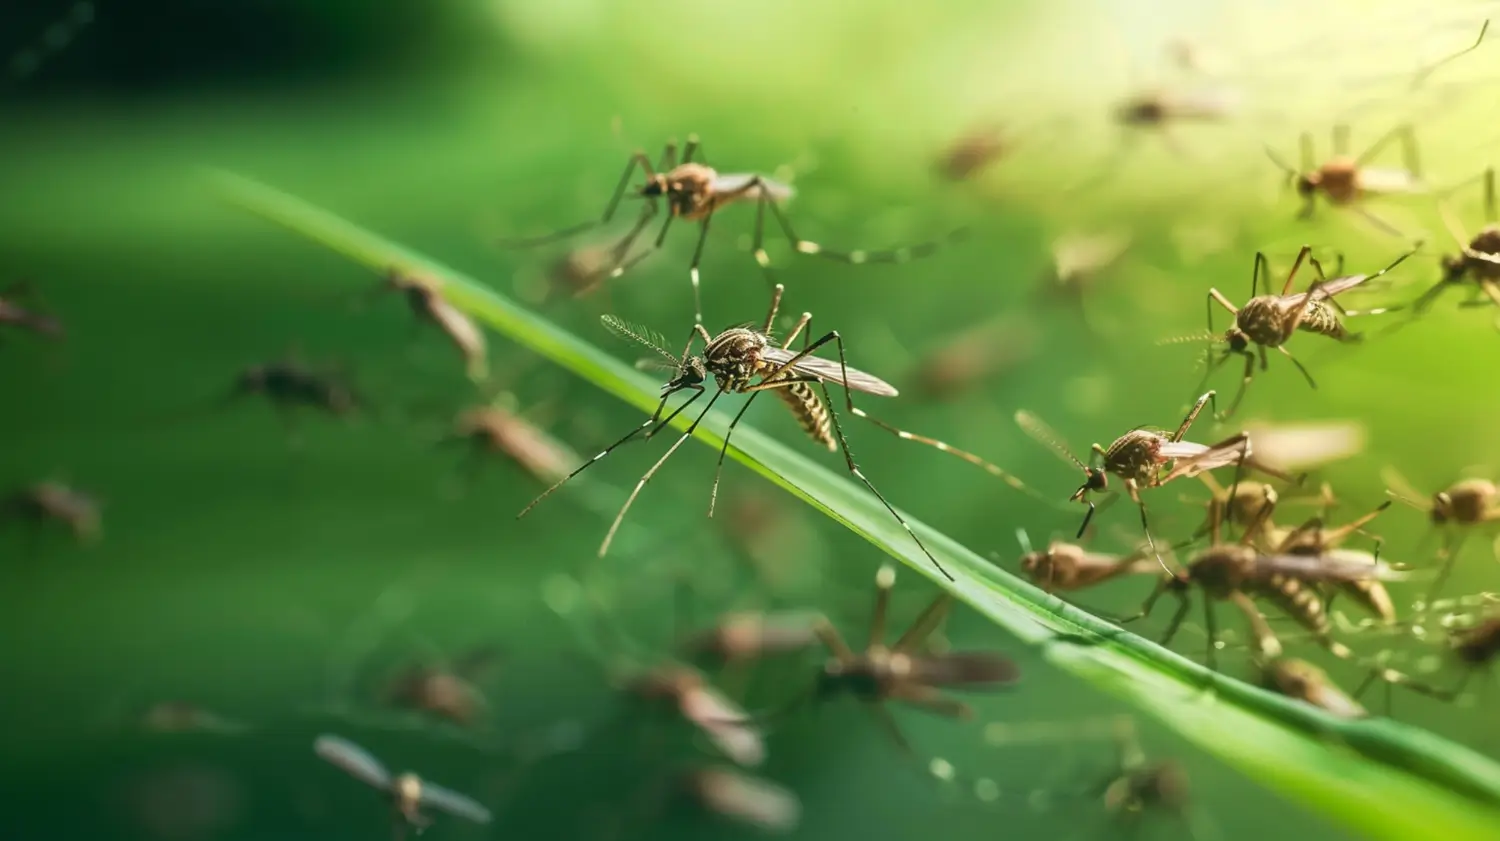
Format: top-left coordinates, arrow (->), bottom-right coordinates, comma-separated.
1253,574 -> 1330,637
1295,301 -> 1349,341
771,380 -> 836,451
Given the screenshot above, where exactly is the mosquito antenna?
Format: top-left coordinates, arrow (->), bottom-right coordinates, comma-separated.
1379,466 -> 1430,511
1014,411 -> 1088,472
1156,330 -> 1221,347
602,315 -> 679,365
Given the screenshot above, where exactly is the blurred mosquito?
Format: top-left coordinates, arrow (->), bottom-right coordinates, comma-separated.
136,701 -> 252,735
1354,611 -> 1500,704
0,479 -> 100,544
936,120 -> 1013,182
1040,230 -> 1134,315
518,283 -> 954,580
1410,167 -> 1500,315
1191,244 -> 1417,417
499,135 -> 960,323
313,734 -> 492,838
1263,502 -> 1397,624
902,311 -> 1039,401
726,564 -> 1020,757
1093,717 -> 1215,840
1111,84 -> 1239,156
677,766 -> 802,834
379,647 -> 503,728
0,281 -> 63,341
371,268 -> 489,384
1122,507 -> 1410,670
438,395 -> 578,490
1014,528 -> 1193,595
1383,467 -> 1500,602
231,354 -> 364,422
1016,392 -> 1298,573
679,610 -> 825,667
1240,595 -> 1369,718
1265,124 -> 1426,236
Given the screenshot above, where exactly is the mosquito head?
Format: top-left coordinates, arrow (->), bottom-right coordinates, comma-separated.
1294,171 -> 1320,198
662,356 -> 708,396
1074,466 -> 1108,497
1431,491 -> 1454,525
1440,251 -> 1468,283
640,173 -> 669,198
1223,325 -> 1250,353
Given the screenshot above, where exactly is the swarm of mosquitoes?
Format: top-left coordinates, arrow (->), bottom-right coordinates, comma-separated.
10,16 -> 1500,841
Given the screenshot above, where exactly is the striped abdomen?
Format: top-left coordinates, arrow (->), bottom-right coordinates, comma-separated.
1250,574 -> 1329,637
1294,301 -> 1350,341
1329,580 -> 1395,623
771,379 -> 836,451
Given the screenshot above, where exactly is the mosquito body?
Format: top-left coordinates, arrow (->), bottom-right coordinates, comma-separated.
1264,657 -> 1368,719
904,313 -> 1037,401
1014,529 -> 1166,593
679,610 -> 825,665
1417,167 -> 1500,314
1017,392 -> 1294,569
1384,468 -> 1500,601
1266,124 -> 1426,235
443,401 -> 577,487
0,281 -> 63,340
1096,717 -> 1202,836
0,480 -> 100,543
233,358 -> 364,418
518,284 -> 954,579
936,121 -> 1011,181
375,269 -> 489,383
313,734 -> 492,837
501,136 -> 957,323
1114,86 -> 1237,133
621,664 -> 766,767
1199,245 -> 1415,417
380,653 -> 497,728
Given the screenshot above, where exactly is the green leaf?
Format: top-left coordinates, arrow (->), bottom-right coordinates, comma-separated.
210,169 -> 1500,841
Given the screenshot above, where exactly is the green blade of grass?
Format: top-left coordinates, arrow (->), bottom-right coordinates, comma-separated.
210,168 -> 1500,841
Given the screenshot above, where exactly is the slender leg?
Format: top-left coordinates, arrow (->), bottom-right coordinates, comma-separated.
1354,123 -> 1409,168
869,564 -> 895,648
1332,125 -> 1349,158
866,703 -> 914,756
1172,391 -> 1214,442
1276,345 -> 1318,390
706,391 -> 766,518
813,617 -> 856,661
1202,597 -> 1219,672
599,388 -> 727,558
893,593 -> 955,653
888,684 -> 972,719
1159,591 -> 1193,648
684,215 -> 715,325
759,187 -> 964,266
1299,132 -> 1316,173
1280,246 -> 1312,297
500,150 -> 657,247
1425,530 -> 1470,603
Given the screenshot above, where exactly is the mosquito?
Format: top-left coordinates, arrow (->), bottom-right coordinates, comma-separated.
372,268 -> 489,384
1239,594 -> 1369,719
678,610 -> 826,666
1112,84 -> 1239,155
1354,611 -> 1500,704
1094,717 -> 1206,838
1014,528 -> 1189,594
0,280 -> 63,341
728,564 -> 1020,756
1122,511 -> 1409,669
1262,502 -> 1397,624
439,396 -> 578,489
619,664 -> 767,767
1265,124 -> 1426,236
378,647 -> 503,728
936,120 -> 1012,182
499,136 -> 959,323
313,733 -> 492,837
902,311 -> 1039,401
1197,244 -> 1417,417
1383,467 -> 1500,602
0,479 -> 100,544
518,283 -> 955,580
1016,391 -> 1296,572
1411,167 -> 1500,315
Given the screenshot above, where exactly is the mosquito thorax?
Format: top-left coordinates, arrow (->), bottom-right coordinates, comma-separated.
393,773 -> 422,808
1116,96 -> 1166,127
1295,173 -> 1320,198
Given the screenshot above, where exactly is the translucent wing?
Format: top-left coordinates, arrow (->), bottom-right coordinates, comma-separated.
1242,421 -> 1365,471
1281,273 -> 1370,308
758,347 -> 898,397
601,315 -> 678,363
1358,168 -> 1425,195
1157,441 -> 1213,460
711,173 -> 795,203
907,652 -> 1022,688
314,734 -> 392,790
1015,410 -> 1087,470
1252,551 -> 1410,582
680,685 -> 766,767
419,780 -> 494,824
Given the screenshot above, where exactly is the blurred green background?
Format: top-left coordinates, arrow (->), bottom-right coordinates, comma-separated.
4,0 -> 1500,839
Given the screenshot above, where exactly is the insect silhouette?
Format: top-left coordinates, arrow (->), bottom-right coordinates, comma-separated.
378,647 -> 503,728
1111,83 -> 1239,156
1016,392 -> 1296,572
902,311 -> 1039,401
372,268 -> 489,384
0,281 -> 63,341
619,663 -> 768,767
737,564 -> 1020,756
500,135 -> 959,323
0,479 -> 100,544
1412,167 -> 1500,315
936,119 -> 1012,181
1383,467 -> 1500,602
1093,717 -> 1211,839
438,397 -> 578,489
518,283 -> 954,580
1014,528 -> 1192,595
313,734 -> 492,838
232,355 -> 364,419
679,610 -> 825,666
1265,124 -> 1426,236
1197,244 -> 1417,417
1124,512 -> 1408,670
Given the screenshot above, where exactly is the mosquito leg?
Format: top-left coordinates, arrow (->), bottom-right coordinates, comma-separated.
1276,345 -> 1318,390
1280,245 -> 1312,296
760,189 -> 964,266
686,214 -> 715,325
869,565 -> 895,647
500,151 -> 656,247
813,616 -> 856,661
1159,591 -> 1193,648
1202,597 -> 1219,672
852,411 -> 1059,507
1424,531 -> 1470,603
887,684 -> 973,719
1133,487 -> 1170,575
893,592 -> 955,654
1172,390 -> 1215,442
599,389 -> 726,558
1331,125 -> 1349,159
1355,206 -> 1406,239
706,392 -> 764,518
681,135 -> 702,165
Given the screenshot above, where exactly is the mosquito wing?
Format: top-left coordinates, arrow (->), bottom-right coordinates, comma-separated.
758,346 -> 898,397
1252,551 -> 1408,582
314,734 -> 392,790
680,685 -> 766,767
907,652 -> 1022,688
1156,439 -> 1239,482
712,173 -> 795,204
1015,410 -> 1087,470
1357,168 -> 1425,195
1281,273 -> 1370,308
1242,421 -> 1365,471
418,780 -> 494,824
686,767 -> 802,833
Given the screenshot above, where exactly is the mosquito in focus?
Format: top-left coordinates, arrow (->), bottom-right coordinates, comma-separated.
518,283 -> 955,580
0,281 -> 63,341
1410,167 -> 1500,315
371,268 -> 489,384
313,733 -> 492,838
1383,467 -> 1500,602
499,135 -> 960,323
1193,244 -> 1417,417
0,479 -> 101,544
1016,391 -> 1298,572
1265,124 -> 1426,236
730,564 -> 1020,757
